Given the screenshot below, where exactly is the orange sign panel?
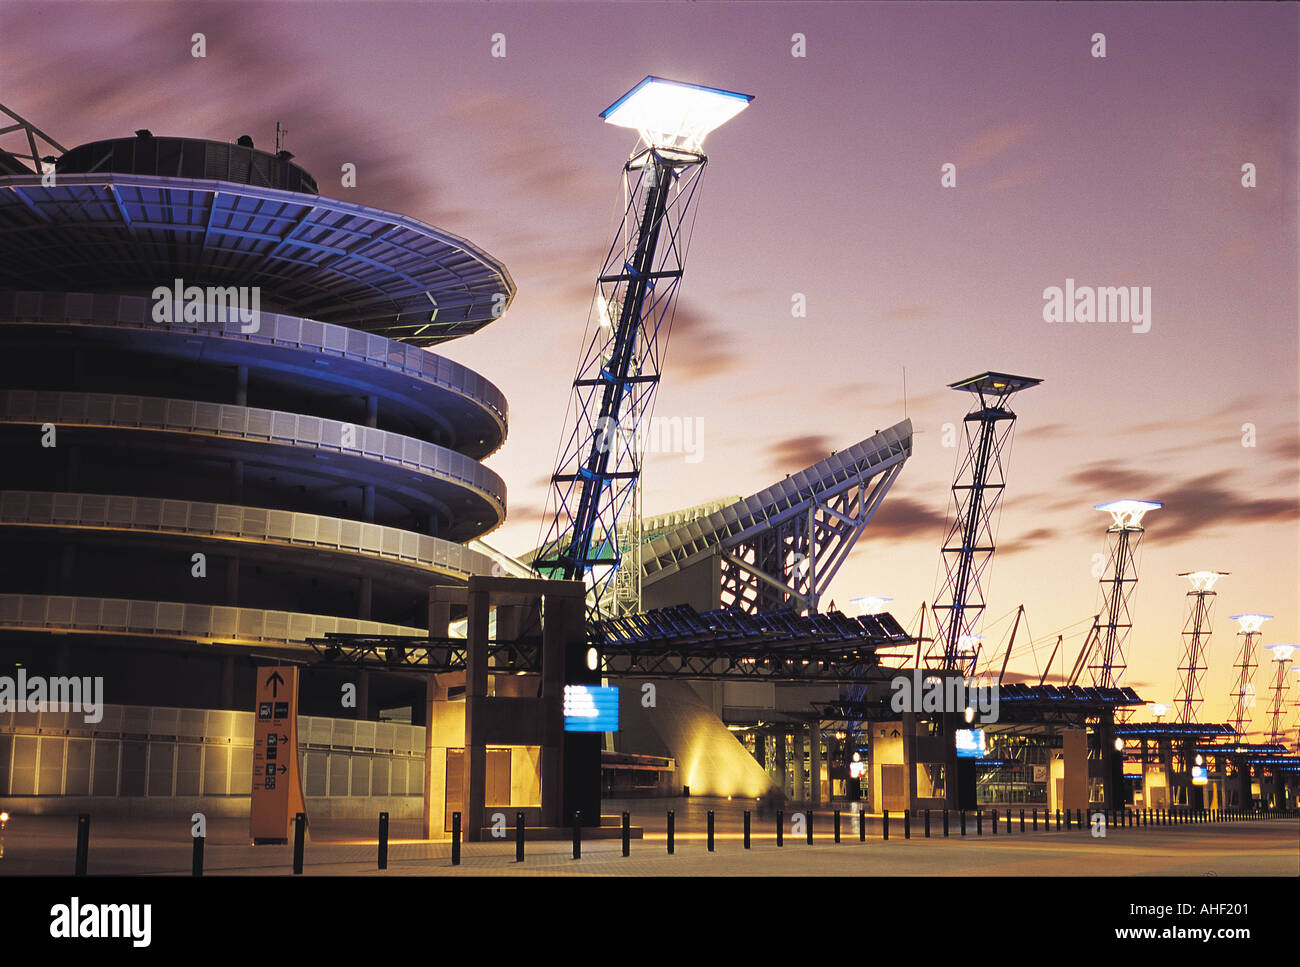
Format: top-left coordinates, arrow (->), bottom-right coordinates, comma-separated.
250,665 -> 307,843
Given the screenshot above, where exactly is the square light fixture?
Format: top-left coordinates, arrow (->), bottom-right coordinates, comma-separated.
601,76 -> 753,152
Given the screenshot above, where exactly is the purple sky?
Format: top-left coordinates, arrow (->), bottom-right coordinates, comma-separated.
3,2 -> 1296,732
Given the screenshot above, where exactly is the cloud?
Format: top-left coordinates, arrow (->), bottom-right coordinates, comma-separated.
1066,462 -> 1162,495
661,299 -> 746,383
995,527 -> 1057,557
884,304 -> 930,323
1018,422 -> 1079,441
766,434 -> 834,472
952,120 -> 1036,170
861,496 -> 948,541
1151,472 -> 1297,538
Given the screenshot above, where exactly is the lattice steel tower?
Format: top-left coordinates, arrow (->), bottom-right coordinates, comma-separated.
1227,613 -> 1270,738
928,372 -> 1041,675
1173,570 -> 1226,724
1087,500 -> 1160,689
1262,644 -> 1295,744
535,77 -> 752,617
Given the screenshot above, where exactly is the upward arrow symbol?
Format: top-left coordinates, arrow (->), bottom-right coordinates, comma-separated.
266,670 -> 286,697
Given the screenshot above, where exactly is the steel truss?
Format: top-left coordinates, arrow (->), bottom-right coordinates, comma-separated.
718,463 -> 904,614
535,146 -> 706,618
928,373 -> 1040,675
0,103 -> 66,174
1227,615 -> 1267,738
1174,571 -> 1225,724
1088,517 -> 1148,689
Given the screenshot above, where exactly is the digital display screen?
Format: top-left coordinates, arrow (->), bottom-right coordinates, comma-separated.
1191,765 -> 1208,786
955,729 -> 986,758
563,684 -> 619,732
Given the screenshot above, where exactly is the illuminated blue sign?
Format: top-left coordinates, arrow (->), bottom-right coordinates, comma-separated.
955,729 -> 986,758
563,684 -> 619,732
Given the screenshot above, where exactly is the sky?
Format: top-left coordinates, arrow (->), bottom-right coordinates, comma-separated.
2,1 -> 1296,735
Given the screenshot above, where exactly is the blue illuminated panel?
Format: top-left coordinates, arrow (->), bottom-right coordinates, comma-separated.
563,684 -> 619,733
955,728 -> 986,758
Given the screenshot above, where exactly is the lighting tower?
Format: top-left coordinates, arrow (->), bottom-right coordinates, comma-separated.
928,372 -> 1041,675
1262,644 -> 1295,744
1148,703 -> 1171,723
1227,613 -> 1270,738
534,77 -> 752,617
1087,500 -> 1161,689
1173,570 -> 1226,724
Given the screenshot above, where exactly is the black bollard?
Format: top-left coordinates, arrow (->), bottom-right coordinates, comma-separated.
1065,809 -> 1071,830
807,810 -> 814,845
882,809 -> 890,840
192,827 -> 204,877
960,809 -> 966,836
924,809 -> 930,838
707,810 -> 715,852
517,811 -> 526,863
377,811 -> 388,871
621,812 -> 629,858
943,809 -> 950,837
1076,808 -> 1083,830
572,811 -> 581,859
75,813 -> 90,877
293,812 -> 306,874
859,809 -> 866,842
776,810 -> 783,847
834,810 -> 841,843
1007,809 -> 1012,834
1032,808 -> 1038,831
977,810 -> 983,835
450,812 -> 461,867
667,810 -> 675,854
744,810 -> 751,849
1056,808 -> 1061,831
1020,809 -> 1025,833
991,808 -> 998,835
904,809 -> 910,840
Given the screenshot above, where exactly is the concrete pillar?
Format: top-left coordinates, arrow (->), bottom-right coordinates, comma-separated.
65,445 -> 81,491
234,365 -> 248,406
422,675 -> 438,839
362,485 -> 375,523
230,459 -> 244,503
225,556 -> 240,605
364,395 -> 378,429
355,669 -> 370,720
809,720 -> 822,806
463,585 -> 490,841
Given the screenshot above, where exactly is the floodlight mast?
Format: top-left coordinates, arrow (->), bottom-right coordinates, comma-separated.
1087,500 -> 1160,690
927,372 -> 1041,676
1173,570 -> 1226,724
1227,613 -> 1270,738
534,78 -> 752,618
1263,644 -> 1296,744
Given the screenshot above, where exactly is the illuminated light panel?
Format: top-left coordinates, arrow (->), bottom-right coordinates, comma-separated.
1179,570 -> 1227,592
1265,644 -> 1297,662
600,76 -> 753,152
1230,613 -> 1273,633
1148,703 -> 1171,721
851,595 -> 892,615
1095,499 -> 1162,529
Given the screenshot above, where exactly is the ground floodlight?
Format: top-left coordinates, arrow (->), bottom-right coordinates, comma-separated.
1095,499 -> 1162,529
601,76 -> 753,152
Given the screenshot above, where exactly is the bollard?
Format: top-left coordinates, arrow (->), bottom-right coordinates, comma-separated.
192,827 -> 204,877
1020,809 -> 1025,833
744,810 -> 751,849
1056,808 -> 1061,831
1007,809 -> 1012,835
943,809 -> 949,837
807,810 -> 814,845
882,809 -> 890,840
75,813 -> 90,877
621,812 -> 630,858
1033,808 -> 1038,831
834,810 -> 841,843
1065,809 -> 1071,830
293,812 -> 305,874
518,811 -> 526,863
991,808 -> 998,835
903,809 -> 910,840
859,809 -> 866,842
451,812 -> 461,867
572,810 -> 582,860
667,810 -> 675,854
707,810 -> 715,852
924,809 -> 930,838
1076,808 -> 1083,830
977,810 -> 983,835
776,810 -> 783,847
960,809 -> 966,836
377,811 -> 388,871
